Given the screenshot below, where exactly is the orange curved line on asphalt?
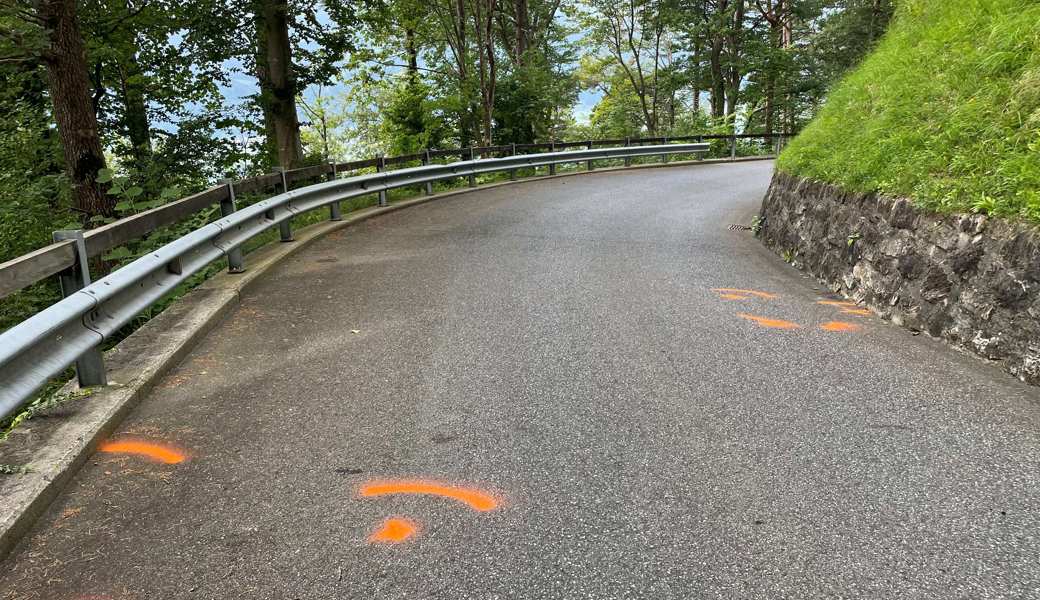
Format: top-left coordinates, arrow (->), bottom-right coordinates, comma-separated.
817,300 -> 859,308
712,288 -> 778,299
718,293 -> 749,300
737,313 -> 800,330
820,321 -> 862,332
360,480 -> 499,512
841,308 -> 872,316
98,440 -> 186,464
369,517 -> 418,543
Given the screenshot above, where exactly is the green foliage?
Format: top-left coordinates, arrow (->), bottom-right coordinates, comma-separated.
779,0 -> 1040,221
381,79 -> 446,155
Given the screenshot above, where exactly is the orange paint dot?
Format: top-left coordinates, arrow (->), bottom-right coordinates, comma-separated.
712,288 -> 778,299
369,517 -> 418,543
99,440 -> 186,464
718,293 -> 748,300
820,321 -> 861,332
817,300 -> 859,308
737,313 -> 800,330
360,480 -> 499,511
841,308 -> 872,316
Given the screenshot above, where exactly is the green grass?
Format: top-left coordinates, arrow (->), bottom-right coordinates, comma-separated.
778,0 -> 1040,222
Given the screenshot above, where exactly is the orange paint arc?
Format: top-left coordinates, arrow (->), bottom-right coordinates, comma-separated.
360,480 -> 499,512
98,440 -> 186,464
736,313 -> 800,330
841,308 -> 872,316
369,517 -> 418,543
712,288 -> 778,299
817,300 -> 859,308
820,321 -> 862,332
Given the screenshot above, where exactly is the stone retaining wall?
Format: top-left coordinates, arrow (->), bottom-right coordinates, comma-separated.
758,171 -> 1040,385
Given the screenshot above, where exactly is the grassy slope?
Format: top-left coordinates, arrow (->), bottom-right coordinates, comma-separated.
778,0 -> 1040,221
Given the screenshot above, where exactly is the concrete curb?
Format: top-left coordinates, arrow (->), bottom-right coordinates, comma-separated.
0,154 -> 773,561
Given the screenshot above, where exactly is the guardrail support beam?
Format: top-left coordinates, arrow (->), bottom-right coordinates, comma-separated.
327,163 -> 342,221
586,141 -> 594,171
548,142 -> 556,176
509,144 -> 517,181
376,155 -> 388,206
52,230 -> 106,388
468,148 -> 477,187
662,137 -> 669,164
422,150 -> 434,195
731,134 -> 738,158
218,179 -> 245,272
624,138 -> 632,167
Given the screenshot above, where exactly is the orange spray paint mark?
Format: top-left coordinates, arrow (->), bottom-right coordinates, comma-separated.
841,308 -> 872,316
360,480 -> 499,512
712,288 -> 778,300
369,517 -> 418,543
737,313 -> 800,330
98,440 -> 186,464
820,321 -> 861,332
817,300 -> 859,308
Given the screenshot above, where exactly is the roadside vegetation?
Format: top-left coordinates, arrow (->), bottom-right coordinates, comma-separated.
778,0 -> 1040,222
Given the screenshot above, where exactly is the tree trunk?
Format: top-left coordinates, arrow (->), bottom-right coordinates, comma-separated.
709,39 -> 725,118
257,0 -> 303,169
118,53 -> 152,175
37,0 -> 112,219
253,8 -> 279,166
472,0 -> 496,145
515,0 -> 528,65
724,0 -> 745,117
405,27 -> 418,79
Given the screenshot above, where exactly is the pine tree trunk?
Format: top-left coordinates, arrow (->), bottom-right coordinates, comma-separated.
37,0 -> 113,219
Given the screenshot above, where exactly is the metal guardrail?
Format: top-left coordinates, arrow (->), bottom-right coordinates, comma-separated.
0,143 -> 715,418
0,133 -> 788,299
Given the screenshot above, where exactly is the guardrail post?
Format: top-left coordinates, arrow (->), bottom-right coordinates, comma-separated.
375,154 -> 388,206
697,135 -> 704,160
624,137 -> 632,167
548,141 -> 556,176
730,134 -> 738,158
467,147 -> 477,188
52,230 -> 106,388
662,136 -> 669,164
327,162 -> 342,221
586,140 -> 594,171
274,167 -> 294,241
422,150 -> 434,195
509,143 -> 517,181
218,179 -> 245,272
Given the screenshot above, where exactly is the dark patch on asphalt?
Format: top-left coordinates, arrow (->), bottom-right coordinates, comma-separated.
431,432 -> 457,444
334,467 -> 364,475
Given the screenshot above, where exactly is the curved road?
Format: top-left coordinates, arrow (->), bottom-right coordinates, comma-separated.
3,162 -> 1039,599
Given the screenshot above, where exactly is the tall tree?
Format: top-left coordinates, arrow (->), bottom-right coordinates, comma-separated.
32,0 -> 112,218
255,0 -> 304,168
470,0 -> 497,144
579,0 -> 675,135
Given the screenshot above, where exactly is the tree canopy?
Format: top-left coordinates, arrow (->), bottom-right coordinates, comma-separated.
0,0 -> 892,261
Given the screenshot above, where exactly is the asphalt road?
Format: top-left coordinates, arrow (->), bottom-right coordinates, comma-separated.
3,162 -> 1039,599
